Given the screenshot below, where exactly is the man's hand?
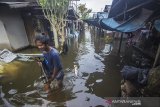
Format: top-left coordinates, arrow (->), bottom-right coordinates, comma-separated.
48,78 -> 52,84
44,82 -> 51,92
48,76 -> 54,84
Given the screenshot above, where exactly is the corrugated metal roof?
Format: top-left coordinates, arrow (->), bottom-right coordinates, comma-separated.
108,0 -> 153,18
0,1 -> 38,8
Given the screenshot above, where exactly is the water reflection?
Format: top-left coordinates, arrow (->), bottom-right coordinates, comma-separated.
1,28 -> 121,107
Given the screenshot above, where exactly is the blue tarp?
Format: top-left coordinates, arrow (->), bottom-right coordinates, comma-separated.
100,8 -> 153,32
154,20 -> 160,32
121,66 -> 149,87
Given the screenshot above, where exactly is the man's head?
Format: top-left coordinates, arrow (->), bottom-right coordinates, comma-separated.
35,35 -> 50,52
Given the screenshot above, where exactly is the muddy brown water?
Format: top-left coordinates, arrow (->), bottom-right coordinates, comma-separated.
0,29 -> 122,107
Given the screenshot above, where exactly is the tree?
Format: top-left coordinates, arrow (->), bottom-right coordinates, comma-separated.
78,4 -> 92,19
37,0 -> 69,48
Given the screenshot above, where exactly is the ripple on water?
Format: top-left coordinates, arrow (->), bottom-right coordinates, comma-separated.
10,93 -> 44,106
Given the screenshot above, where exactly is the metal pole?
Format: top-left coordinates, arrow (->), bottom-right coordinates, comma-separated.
118,32 -> 123,54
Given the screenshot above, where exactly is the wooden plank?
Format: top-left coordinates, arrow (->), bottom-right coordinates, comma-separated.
132,45 -> 155,60
153,44 -> 160,67
118,33 -> 123,54
17,53 -> 43,57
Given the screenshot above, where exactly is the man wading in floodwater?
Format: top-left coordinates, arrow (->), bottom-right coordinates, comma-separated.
35,35 -> 64,92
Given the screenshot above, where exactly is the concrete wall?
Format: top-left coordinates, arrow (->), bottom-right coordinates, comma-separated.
23,17 -> 35,46
0,7 -> 29,50
0,20 -> 12,50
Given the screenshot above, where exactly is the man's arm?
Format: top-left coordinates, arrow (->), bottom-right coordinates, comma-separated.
48,67 -> 58,83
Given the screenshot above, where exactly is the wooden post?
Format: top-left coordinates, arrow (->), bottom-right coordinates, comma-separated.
118,32 -> 123,54
153,44 -> 160,68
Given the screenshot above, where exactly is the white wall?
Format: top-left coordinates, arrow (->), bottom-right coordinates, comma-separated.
0,7 -> 29,50
0,20 -> 12,50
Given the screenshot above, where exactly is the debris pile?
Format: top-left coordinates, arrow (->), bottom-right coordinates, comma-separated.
120,66 -> 149,97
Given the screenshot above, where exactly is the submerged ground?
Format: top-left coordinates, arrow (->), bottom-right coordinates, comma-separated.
0,29 -> 123,107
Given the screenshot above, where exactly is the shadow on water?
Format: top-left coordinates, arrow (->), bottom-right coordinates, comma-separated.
0,28 -> 122,107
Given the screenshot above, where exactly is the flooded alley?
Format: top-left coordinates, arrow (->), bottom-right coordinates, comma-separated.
1,0 -> 160,107
0,29 -> 122,107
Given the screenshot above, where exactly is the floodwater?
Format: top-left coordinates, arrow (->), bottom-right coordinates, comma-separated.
0,29 -> 122,107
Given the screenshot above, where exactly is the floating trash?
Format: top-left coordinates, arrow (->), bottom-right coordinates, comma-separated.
8,89 -> 17,95
0,49 -> 17,63
96,79 -> 103,83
